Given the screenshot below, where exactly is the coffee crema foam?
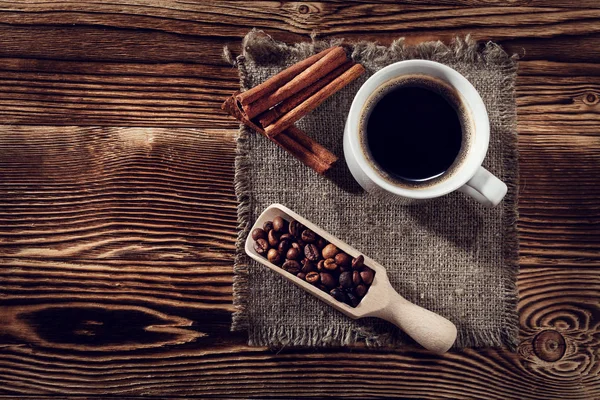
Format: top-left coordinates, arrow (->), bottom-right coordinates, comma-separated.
359,74 -> 474,189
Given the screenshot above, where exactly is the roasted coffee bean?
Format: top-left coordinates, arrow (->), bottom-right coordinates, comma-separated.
360,268 -> 375,285
305,271 -> 320,284
323,258 -> 338,272
351,255 -> 364,270
301,261 -> 316,274
355,284 -> 367,298
273,216 -> 287,233
317,259 -> 325,271
346,291 -> 360,307
304,243 -> 320,261
320,272 -> 336,288
352,270 -> 362,286
268,229 -> 280,247
317,284 -> 329,292
267,248 -> 283,265
251,228 -> 267,241
322,244 -> 338,259
297,239 -> 306,247
330,288 -> 348,303
263,221 -> 273,232
278,238 -> 292,253
339,271 -> 353,289
335,252 -> 352,268
282,260 -> 301,275
280,233 -> 292,241
289,220 -> 304,238
291,242 -> 301,251
339,265 -> 351,273
253,238 -> 269,256
301,229 -> 316,243
297,272 -> 306,280
316,237 -> 327,250
286,247 -> 301,260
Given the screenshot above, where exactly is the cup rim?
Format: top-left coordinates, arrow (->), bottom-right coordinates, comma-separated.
346,60 -> 490,199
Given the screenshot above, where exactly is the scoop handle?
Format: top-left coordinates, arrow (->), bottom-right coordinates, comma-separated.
374,291 -> 457,354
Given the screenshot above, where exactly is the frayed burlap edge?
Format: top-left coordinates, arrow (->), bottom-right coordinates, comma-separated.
228,30 -> 520,350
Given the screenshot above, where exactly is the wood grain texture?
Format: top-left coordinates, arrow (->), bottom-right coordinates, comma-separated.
0,1 -> 599,398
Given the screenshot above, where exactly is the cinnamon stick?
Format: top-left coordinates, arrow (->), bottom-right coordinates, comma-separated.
242,46 -> 349,119
272,132 -> 333,175
264,63 -> 366,138
284,125 -> 338,166
236,47 -> 335,107
257,60 -> 354,128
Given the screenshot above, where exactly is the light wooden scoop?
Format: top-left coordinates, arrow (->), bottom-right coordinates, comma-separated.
245,204 -> 458,354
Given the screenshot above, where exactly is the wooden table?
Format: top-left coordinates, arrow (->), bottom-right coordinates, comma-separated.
1,2 -> 598,398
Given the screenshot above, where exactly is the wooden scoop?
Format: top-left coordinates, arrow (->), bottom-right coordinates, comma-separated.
245,204 -> 457,354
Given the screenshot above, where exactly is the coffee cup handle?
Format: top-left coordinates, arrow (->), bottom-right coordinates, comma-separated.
458,167 -> 507,207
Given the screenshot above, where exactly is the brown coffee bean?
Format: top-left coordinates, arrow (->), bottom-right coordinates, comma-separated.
351,255 -> 364,270
286,247 -> 301,260
352,270 -> 362,286
355,284 -> 367,298
278,238 -> 292,253
253,238 -> 269,256
335,252 -> 352,268
339,265 -> 351,273
320,272 -> 336,288
316,237 -> 327,250
339,271 -> 353,289
251,228 -> 267,241
297,272 -> 306,280
280,233 -> 292,241
317,284 -> 328,292
273,216 -> 287,233
305,271 -> 320,284
323,258 -> 338,272
289,220 -> 304,238
304,243 -> 320,261
360,268 -> 375,285
346,291 -> 360,307
297,238 -> 306,247
321,244 -> 338,259
282,260 -> 301,275
301,261 -> 316,274
268,229 -> 280,247
317,259 -> 325,271
330,288 -> 348,303
267,248 -> 283,265
301,229 -> 316,243
263,221 -> 273,232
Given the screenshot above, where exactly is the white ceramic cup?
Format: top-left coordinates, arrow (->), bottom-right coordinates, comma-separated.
343,60 -> 507,207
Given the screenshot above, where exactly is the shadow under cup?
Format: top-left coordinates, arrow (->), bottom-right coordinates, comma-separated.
358,74 -> 475,190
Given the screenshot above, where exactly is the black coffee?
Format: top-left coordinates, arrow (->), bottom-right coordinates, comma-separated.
362,77 -> 468,184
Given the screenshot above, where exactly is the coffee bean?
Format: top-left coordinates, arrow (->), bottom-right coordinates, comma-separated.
323,258 -> 338,272
360,268 -> 375,285
322,244 -> 338,259
317,284 -> 329,292
251,228 -> 267,241
351,255 -> 364,270
280,233 -> 292,241
253,238 -> 269,255
352,270 -> 362,286
304,243 -> 320,261
286,247 -> 301,260
335,252 -> 352,268
268,229 -> 280,247
346,291 -> 360,307
263,221 -> 273,232
320,272 -> 336,288
301,229 -> 316,243
339,271 -> 353,289
330,288 -> 348,303
305,271 -> 320,284
317,259 -> 325,271
339,265 -> 351,273
297,238 -> 306,247
278,238 -> 292,253
289,220 -> 304,238
355,284 -> 367,298
316,237 -> 327,250
273,216 -> 287,233
282,260 -> 301,275
267,248 -> 283,265
296,272 -> 306,280
301,261 -> 316,274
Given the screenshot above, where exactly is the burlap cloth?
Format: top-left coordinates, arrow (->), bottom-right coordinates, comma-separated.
229,30 -> 519,349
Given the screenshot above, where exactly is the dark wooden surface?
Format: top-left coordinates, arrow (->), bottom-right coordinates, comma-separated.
0,1 -> 599,398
